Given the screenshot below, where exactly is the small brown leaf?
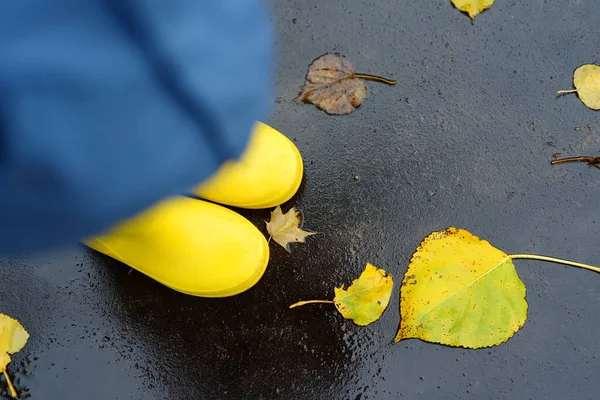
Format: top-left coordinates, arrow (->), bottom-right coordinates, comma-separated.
296,53 -> 396,115
266,205 -> 315,252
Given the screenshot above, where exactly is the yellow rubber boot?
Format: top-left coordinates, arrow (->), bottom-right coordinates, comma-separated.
194,122 -> 303,209
84,197 -> 269,297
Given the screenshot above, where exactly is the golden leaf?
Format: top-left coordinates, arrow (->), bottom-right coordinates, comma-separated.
450,0 -> 495,20
395,228 -> 600,349
0,314 -> 30,398
558,64 -> 600,110
296,53 -> 396,115
266,205 -> 315,252
334,263 -> 394,326
290,263 -> 394,326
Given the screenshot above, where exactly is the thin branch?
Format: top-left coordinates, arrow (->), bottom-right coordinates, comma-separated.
551,156 -> 600,169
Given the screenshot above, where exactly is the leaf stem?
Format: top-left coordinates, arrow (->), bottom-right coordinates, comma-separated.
289,300 -> 334,309
551,156 -> 593,165
354,73 -> 397,85
551,156 -> 600,169
2,369 -> 17,398
510,254 -> 600,273
557,89 -> 577,94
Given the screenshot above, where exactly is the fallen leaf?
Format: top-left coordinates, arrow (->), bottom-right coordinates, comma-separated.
296,53 -> 396,115
290,263 -> 394,326
334,263 -> 394,325
551,155 -> 600,169
0,314 -> 29,398
266,205 -> 315,252
451,0 -> 495,20
395,228 -> 600,349
558,64 -> 600,110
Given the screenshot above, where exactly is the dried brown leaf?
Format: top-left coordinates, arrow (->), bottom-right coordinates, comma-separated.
296,53 -> 396,115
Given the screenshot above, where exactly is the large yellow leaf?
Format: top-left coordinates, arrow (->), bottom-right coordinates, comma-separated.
395,228 -> 527,349
0,313 -> 29,398
290,263 -> 393,326
451,0 -> 495,20
558,64 -> 600,110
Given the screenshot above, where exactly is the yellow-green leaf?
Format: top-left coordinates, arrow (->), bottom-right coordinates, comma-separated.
451,0 -> 495,20
558,64 -> 600,110
334,263 -> 394,326
290,263 -> 394,326
0,313 -> 29,398
266,205 -> 315,252
394,228 -> 527,348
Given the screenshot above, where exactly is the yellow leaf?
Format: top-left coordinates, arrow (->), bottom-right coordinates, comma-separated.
558,64 -> 600,110
266,205 -> 315,252
290,263 -> 394,326
395,228 -> 600,349
450,0 -> 495,20
334,263 -> 394,326
0,313 -> 29,398
395,228 -> 527,348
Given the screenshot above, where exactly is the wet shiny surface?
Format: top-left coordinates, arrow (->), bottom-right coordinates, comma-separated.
1,1 -> 599,399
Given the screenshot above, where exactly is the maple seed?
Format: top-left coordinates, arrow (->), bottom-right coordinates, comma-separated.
296,53 -> 396,115
551,156 -> 600,169
266,205 -> 315,252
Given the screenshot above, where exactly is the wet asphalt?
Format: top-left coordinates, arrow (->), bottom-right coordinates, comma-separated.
1,1 -> 599,399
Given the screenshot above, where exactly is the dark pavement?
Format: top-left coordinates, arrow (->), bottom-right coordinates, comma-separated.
1,1 -> 599,399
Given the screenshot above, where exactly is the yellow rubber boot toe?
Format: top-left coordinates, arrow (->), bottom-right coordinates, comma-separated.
194,122 -> 303,209
84,197 -> 269,297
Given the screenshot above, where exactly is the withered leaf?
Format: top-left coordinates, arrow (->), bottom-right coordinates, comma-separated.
266,205 -> 315,252
296,53 -> 396,115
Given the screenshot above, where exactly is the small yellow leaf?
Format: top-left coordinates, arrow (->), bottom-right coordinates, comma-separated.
0,315 -> 29,356
289,263 -> 393,326
334,263 -> 394,326
266,205 -> 315,252
450,0 -> 495,20
0,313 -> 29,398
558,64 -> 600,110
395,228 -> 527,349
